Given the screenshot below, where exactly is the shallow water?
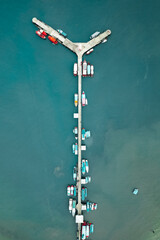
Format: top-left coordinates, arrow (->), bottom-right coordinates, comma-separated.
0,0 -> 160,239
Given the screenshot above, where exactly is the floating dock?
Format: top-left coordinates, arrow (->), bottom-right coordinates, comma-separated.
32,17 -> 111,240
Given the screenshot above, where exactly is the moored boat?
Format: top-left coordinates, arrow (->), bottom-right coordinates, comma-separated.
57,29 -> 67,37
82,60 -> 87,77
82,225 -> 86,240
70,185 -> 74,196
90,31 -> 100,39
74,186 -> 77,196
93,203 -> 97,210
82,160 -> 86,175
85,131 -> 91,138
48,36 -> 58,44
74,93 -> 78,107
86,224 -> 89,238
39,29 -> 47,36
86,176 -> 91,183
86,201 -> 90,212
89,223 -> 94,233
82,91 -> 86,106
81,187 -> 85,201
90,202 -> 93,211
73,63 -> 78,76
86,48 -> 94,55
72,144 -> 75,154
72,200 -> 76,217
69,198 -> 73,213
73,166 -> 77,181
87,63 -> 91,76
36,30 -> 46,39
102,38 -> 107,43
75,143 -> 78,155
90,65 -> 94,77
82,128 -> 85,140
85,160 -> 89,173
73,127 -> 78,139
67,186 -> 71,196
84,187 -> 87,197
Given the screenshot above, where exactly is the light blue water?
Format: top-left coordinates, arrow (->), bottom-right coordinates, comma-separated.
0,0 -> 160,240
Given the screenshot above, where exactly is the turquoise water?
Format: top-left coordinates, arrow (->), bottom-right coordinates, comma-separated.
1,0 -> 160,239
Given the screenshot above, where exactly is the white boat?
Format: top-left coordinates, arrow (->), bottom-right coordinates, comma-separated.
73,63 -> 78,76
86,48 -> 94,55
81,176 -> 91,184
82,60 -> 87,77
102,38 -> 107,43
67,186 -> 71,196
70,185 -> 74,195
82,91 -> 86,106
90,65 -> 94,77
90,31 -> 100,39
73,127 -> 78,139
86,225 -> 90,238
85,160 -> 89,173
90,203 -> 94,210
82,225 -> 86,240
69,198 -> 73,213
72,144 -> 75,154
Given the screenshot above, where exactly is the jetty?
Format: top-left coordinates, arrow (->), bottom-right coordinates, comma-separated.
32,17 -> 111,240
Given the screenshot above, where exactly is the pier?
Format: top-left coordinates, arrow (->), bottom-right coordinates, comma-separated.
32,17 -> 111,240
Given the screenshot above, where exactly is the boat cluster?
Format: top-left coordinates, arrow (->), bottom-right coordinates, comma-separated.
67,185 -> 77,197
73,127 -> 90,140
68,42 -> 100,240
82,222 -> 94,240
82,159 -> 89,175
67,151 -> 97,217
74,91 -> 88,107
86,201 -> 97,212
73,60 -> 94,77
69,198 -> 76,217
35,28 -> 67,45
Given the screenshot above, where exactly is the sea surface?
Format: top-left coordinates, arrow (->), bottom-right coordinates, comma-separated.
0,0 -> 160,240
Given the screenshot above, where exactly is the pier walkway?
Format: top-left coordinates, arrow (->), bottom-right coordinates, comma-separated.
32,17 -> 111,240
